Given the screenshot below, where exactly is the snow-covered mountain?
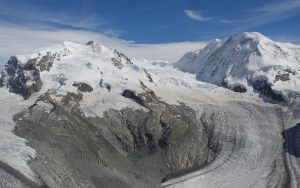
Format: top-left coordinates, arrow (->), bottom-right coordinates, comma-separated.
0,33 -> 299,188
175,32 -> 300,105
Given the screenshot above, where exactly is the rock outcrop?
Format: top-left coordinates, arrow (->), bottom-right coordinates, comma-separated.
72,82 -> 93,93
0,56 -> 42,99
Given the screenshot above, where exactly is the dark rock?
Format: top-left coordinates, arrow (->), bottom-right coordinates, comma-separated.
86,62 -> 92,69
0,56 -> 43,99
105,84 -> 111,91
232,85 -> 247,93
121,89 -> 144,106
36,52 -> 54,72
221,79 -> 247,93
144,133 -> 156,153
252,80 -> 285,102
240,38 -> 253,45
0,50 -> 69,98
72,82 -> 93,92
222,77 -> 285,102
24,58 -> 37,70
86,41 -> 95,46
99,79 -> 103,87
9,69 -> 42,99
282,123 -> 300,157
61,92 -> 83,106
210,66 -> 219,77
111,49 -> 133,69
158,121 -> 171,150
275,73 -> 290,82
99,79 -> 111,92
274,68 -> 297,83
5,56 -> 20,75
144,69 -> 153,83
284,68 -> 297,75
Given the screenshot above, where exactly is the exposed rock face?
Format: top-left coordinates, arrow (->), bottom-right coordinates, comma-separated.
72,82 -> 93,92
0,51 -> 67,99
122,89 -> 144,106
252,80 -> 285,102
124,89 -> 210,172
35,49 -> 70,72
86,41 -> 133,69
0,56 -> 42,99
111,49 -> 133,69
99,79 -> 111,91
144,69 -> 153,83
36,52 -> 54,72
13,88 -> 210,188
232,85 -> 247,93
221,80 -> 247,93
274,68 -> 297,83
275,73 -> 290,83
86,41 -> 96,46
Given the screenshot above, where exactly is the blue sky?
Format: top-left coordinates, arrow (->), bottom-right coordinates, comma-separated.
1,0 -> 300,43
0,0 -> 300,64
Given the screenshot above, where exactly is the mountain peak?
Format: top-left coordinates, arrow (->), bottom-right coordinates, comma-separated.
0,40 -> 134,99
175,32 -> 300,104
229,32 -> 272,44
237,32 -> 268,39
204,39 -> 222,49
84,40 -> 111,53
86,40 -> 96,46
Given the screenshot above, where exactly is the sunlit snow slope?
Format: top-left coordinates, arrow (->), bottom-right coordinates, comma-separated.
175,32 -> 300,105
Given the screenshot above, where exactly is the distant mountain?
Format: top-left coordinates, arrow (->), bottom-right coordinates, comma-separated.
175,32 -> 300,105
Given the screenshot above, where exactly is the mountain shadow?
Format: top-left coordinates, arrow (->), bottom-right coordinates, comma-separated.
282,123 -> 300,157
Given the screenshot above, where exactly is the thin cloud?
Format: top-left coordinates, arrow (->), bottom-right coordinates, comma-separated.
0,25 -> 207,66
184,10 -> 209,21
219,19 -> 233,24
271,35 -> 300,45
0,1 -> 118,35
215,0 -> 300,35
247,0 -> 300,26
256,0 -> 300,14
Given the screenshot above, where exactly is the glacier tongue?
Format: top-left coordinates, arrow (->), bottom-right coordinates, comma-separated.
0,89 -> 40,185
162,103 -> 288,188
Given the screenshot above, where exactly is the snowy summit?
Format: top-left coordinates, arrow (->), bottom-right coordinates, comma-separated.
175,32 -> 300,105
